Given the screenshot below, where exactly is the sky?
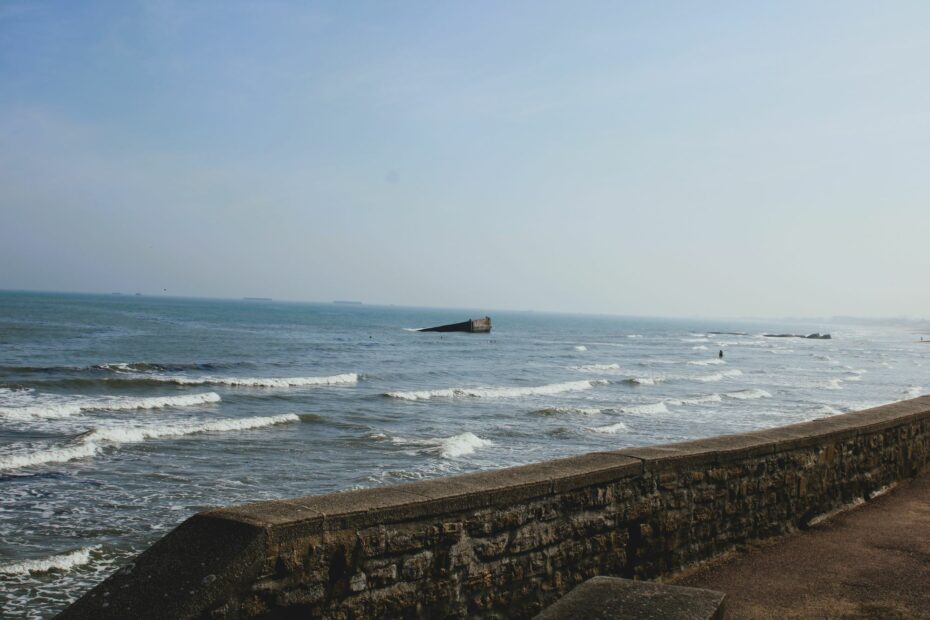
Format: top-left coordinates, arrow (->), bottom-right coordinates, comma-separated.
1,1 -> 929,317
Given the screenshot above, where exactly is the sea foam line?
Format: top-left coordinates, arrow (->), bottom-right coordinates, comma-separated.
132,373 -> 359,388
666,394 -> 724,406
620,402 -> 668,415
571,363 -> 621,372
532,406 -> 603,416
588,422 -> 630,434
694,369 -> 743,382
385,379 -> 608,401
0,392 -> 221,420
687,359 -> 726,366
0,546 -> 101,575
724,389 -> 772,400
0,414 -> 299,471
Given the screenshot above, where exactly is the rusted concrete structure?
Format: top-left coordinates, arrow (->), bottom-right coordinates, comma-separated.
419,317 -> 492,333
60,396 -> 930,619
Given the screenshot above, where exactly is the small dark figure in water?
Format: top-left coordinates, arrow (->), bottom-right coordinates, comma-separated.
718,349 -> 724,359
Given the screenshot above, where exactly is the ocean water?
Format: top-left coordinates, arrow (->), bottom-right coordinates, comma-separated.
0,291 -> 926,617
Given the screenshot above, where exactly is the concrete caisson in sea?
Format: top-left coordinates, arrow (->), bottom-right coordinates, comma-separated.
418,316 -> 492,333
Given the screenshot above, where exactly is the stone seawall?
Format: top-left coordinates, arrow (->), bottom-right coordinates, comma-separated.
60,397 -> 930,619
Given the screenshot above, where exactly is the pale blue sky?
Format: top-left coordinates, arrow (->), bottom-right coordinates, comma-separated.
2,1 -> 929,317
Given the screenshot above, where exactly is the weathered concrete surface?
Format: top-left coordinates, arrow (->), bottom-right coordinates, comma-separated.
419,317 -> 492,333
59,513 -> 269,619
672,472 -> 930,619
58,396 -> 930,619
535,576 -> 725,619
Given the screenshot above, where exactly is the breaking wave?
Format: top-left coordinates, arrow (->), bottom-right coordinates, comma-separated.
589,422 -> 630,434
392,432 -> 493,458
0,546 -> 100,575
0,414 -> 299,471
139,373 -> 359,388
2,362 -> 231,374
621,402 -> 668,415
624,376 -> 664,386
571,363 -> 620,372
385,379 -> 608,401
905,386 -> 923,398
724,389 -> 772,400
688,359 -> 725,366
0,392 -> 221,420
532,407 -> 602,416
573,345 -> 588,351
694,369 -> 743,382
666,394 -> 724,406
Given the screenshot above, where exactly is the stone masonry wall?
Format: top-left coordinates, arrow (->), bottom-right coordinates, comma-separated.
60,397 -> 930,619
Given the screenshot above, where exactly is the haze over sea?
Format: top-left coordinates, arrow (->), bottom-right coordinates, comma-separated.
0,290 -> 927,617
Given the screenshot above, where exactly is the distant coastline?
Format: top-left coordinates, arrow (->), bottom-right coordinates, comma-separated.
333,300 -> 362,305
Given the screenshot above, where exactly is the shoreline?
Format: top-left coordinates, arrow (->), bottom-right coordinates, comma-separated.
60,395 -> 930,619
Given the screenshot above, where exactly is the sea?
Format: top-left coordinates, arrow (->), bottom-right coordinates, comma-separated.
0,291 -> 926,618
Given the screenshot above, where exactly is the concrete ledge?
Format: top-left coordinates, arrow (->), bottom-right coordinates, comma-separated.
211,452 -> 643,533
58,513 -> 268,619
59,395 -> 930,619
534,576 -> 726,620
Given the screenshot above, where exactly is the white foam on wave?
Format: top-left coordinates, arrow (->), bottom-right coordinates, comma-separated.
724,389 -> 772,400
626,334 -> 643,339
0,442 -> 99,471
574,345 -> 588,351
0,392 -> 221,420
688,359 -> 726,366
386,379 -> 608,401
0,414 -> 299,471
621,402 -> 668,415
0,546 -> 100,575
391,432 -> 493,458
666,394 -> 723,406
98,362 -> 136,372
692,345 -> 708,351
588,422 -> 630,434
438,432 -> 493,458
572,363 -> 620,372
816,378 -> 844,390
533,407 -> 602,416
694,369 -> 743,382
815,405 -> 842,415
905,386 -> 923,398
626,376 -> 664,386
87,414 -> 300,444
143,373 -> 359,388
682,337 -> 709,343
